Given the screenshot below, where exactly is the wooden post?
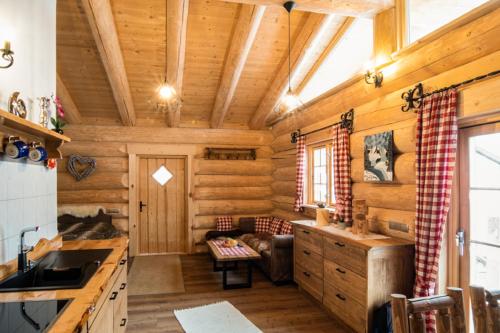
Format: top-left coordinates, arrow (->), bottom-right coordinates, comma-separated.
470,285 -> 488,333
391,294 -> 410,333
448,287 -> 467,333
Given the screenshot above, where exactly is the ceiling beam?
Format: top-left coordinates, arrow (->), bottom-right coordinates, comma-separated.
166,0 -> 190,127
81,0 -> 136,126
218,0 -> 393,16
210,5 -> 266,129
56,73 -> 83,125
249,13 -> 333,129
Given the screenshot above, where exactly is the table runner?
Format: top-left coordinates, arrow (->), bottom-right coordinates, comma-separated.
212,240 -> 251,256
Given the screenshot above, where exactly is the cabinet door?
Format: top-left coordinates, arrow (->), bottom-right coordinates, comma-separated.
113,267 -> 128,333
89,298 -> 113,333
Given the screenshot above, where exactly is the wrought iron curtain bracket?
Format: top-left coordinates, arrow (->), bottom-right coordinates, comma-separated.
401,83 -> 423,112
290,109 -> 355,143
291,130 -> 301,144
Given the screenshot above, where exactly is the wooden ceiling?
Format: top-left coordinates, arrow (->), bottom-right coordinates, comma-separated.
57,0 -> 392,129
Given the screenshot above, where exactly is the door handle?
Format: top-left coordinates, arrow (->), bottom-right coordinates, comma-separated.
139,201 -> 147,212
456,229 -> 465,257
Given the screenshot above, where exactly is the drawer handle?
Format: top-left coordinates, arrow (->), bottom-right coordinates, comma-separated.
303,271 -> 311,277
120,259 -> 127,265
334,242 -> 345,247
120,318 -> 127,327
302,230 -> 310,235
109,291 -> 118,300
120,283 -> 127,290
335,268 -> 346,274
336,294 -> 346,301
303,250 -> 310,255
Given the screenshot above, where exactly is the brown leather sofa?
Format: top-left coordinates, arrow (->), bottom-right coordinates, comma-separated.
205,217 -> 294,283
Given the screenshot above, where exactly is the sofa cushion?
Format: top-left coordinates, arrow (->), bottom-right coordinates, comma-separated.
255,217 -> 271,233
239,233 -> 254,244
216,216 -> 233,231
238,234 -> 271,253
269,217 -> 284,235
239,217 -> 256,234
280,221 -> 293,235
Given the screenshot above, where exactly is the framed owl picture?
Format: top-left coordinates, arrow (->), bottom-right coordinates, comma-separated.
363,131 -> 394,182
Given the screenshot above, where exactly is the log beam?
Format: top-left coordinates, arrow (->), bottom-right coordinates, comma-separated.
56,73 -> 83,125
210,5 -> 266,128
81,0 -> 136,126
218,0 -> 393,16
166,0 -> 189,127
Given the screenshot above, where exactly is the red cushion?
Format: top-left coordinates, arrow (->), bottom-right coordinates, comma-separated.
269,217 -> 284,235
255,217 -> 271,233
216,216 -> 233,231
280,221 -> 293,235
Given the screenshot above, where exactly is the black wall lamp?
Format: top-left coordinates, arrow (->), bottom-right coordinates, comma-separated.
0,41 -> 14,69
364,67 -> 383,88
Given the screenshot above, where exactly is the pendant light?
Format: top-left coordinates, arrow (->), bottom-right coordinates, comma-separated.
275,1 -> 303,114
157,0 -> 181,112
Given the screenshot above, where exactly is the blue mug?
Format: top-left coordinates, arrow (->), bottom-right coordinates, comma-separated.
5,137 -> 29,159
28,142 -> 48,162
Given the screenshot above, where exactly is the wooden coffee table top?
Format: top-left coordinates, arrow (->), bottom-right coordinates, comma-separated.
207,239 -> 261,262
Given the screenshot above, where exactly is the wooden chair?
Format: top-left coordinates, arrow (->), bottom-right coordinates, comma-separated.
470,285 -> 500,333
391,287 -> 466,333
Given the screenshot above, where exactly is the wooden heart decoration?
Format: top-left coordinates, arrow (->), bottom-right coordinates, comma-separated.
67,155 -> 97,181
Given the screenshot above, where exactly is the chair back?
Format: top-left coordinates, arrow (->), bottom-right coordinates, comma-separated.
391,287 -> 466,333
470,285 -> 500,333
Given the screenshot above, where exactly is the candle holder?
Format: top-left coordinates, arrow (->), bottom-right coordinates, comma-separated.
1,41 -> 14,69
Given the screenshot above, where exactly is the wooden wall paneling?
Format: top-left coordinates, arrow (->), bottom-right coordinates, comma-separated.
58,157 -> 128,173
194,159 -> 273,175
58,172 -> 129,191
193,186 -> 272,199
373,7 -> 397,64
147,158 -> 159,253
58,189 -> 128,204
157,158 -> 167,253
367,207 -> 415,241
177,158 -> 187,252
196,199 -> 273,215
128,153 -> 138,255
351,153 -> 415,184
138,158 -> 149,253
210,4 -> 266,128
56,73 -> 83,124
81,0 -> 136,126
61,141 -> 128,157
194,175 -> 273,187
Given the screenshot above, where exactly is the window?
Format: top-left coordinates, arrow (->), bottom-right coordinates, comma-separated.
308,143 -> 335,206
299,18 -> 373,103
408,0 -> 489,43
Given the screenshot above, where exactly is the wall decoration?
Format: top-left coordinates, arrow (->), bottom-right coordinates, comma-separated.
8,92 -> 27,118
38,97 -> 50,128
204,147 -> 256,160
364,131 -> 394,182
67,155 -> 97,181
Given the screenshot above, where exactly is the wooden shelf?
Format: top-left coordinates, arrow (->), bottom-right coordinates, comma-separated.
0,108 -> 71,159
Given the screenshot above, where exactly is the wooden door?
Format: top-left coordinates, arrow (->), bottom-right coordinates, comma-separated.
138,157 -> 187,254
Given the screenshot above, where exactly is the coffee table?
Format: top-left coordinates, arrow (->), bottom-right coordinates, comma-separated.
207,239 -> 261,290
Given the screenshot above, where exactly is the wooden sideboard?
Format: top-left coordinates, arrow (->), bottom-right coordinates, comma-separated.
293,221 -> 414,333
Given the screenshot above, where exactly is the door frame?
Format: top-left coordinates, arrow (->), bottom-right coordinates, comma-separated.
127,143 -> 198,257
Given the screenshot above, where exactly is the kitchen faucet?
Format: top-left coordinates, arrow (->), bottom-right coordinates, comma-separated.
18,226 -> 39,272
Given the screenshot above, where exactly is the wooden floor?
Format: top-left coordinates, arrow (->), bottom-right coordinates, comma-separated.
127,254 -> 352,332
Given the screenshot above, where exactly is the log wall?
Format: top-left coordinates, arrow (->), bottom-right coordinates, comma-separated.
57,126 -> 274,253
270,8 -> 500,241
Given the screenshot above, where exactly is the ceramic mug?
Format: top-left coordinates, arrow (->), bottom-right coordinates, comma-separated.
28,142 -> 48,162
5,137 -> 29,159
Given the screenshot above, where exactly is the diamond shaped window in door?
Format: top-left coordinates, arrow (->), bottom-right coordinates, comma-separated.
152,165 -> 173,186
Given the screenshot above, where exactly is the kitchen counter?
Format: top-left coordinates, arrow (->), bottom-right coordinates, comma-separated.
0,237 -> 129,333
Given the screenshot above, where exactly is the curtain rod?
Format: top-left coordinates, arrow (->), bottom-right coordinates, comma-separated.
291,109 -> 354,144
402,69 -> 500,112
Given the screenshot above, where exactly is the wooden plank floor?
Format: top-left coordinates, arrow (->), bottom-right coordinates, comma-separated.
127,254 -> 353,332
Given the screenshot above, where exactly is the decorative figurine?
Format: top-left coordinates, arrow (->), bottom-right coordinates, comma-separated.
8,92 -> 27,119
38,97 -> 50,128
352,199 -> 369,235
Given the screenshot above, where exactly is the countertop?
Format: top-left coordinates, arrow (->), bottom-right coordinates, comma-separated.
291,220 -> 414,250
0,237 -> 129,333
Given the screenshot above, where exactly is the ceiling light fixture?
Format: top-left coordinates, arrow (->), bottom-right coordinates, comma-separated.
157,0 -> 182,112
274,1 -> 303,115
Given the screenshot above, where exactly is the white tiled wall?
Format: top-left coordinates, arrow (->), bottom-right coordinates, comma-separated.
0,158 -> 58,264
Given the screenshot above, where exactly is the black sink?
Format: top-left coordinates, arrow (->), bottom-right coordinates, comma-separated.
0,249 -> 112,292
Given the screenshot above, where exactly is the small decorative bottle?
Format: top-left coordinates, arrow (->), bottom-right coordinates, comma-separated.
38,97 -> 50,128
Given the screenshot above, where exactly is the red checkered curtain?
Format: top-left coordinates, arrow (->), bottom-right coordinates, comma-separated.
294,136 -> 306,212
414,90 -> 458,332
332,124 -> 352,225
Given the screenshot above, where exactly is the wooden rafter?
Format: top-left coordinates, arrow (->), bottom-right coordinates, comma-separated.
210,5 -> 266,128
249,13 -> 333,129
56,73 -> 83,125
166,0 -> 190,127
81,0 -> 136,126
218,0 -> 393,16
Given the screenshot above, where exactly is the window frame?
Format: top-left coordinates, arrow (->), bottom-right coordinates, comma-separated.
307,141 -> 335,207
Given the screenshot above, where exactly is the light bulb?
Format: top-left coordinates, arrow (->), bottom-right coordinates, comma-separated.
159,84 -> 176,100
282,92 -> 300,110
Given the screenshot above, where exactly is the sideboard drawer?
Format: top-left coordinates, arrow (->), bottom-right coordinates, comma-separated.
324,259 -> 367,306
296,242 -> 323,278
324,237 -> 367,277
324,281 -> 366,333
295,263 -> 323,302
295,226 -> 323,255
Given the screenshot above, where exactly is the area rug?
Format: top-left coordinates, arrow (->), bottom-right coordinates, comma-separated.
174,301 -> 262,333
128,254 -> 185,295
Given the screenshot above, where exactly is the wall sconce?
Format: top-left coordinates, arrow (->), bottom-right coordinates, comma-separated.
0,41 -> 14,69
364,68 -> 383,88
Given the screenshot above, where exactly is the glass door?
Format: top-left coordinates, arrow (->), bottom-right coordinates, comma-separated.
458,121 -> 500,319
